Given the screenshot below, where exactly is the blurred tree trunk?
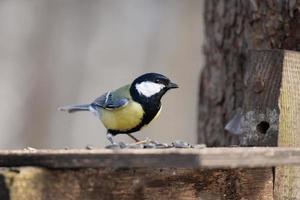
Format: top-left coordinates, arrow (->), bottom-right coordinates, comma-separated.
198,0 -> 300,146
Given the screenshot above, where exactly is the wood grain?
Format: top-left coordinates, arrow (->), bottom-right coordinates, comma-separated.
0,167 -> 273,200
240,49 -> 283,146
275,50 -> 300,200
199,0 -> 300,147
0,148 -> 300,169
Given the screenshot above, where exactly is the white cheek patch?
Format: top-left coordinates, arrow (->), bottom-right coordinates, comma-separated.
135,81 -> 165,97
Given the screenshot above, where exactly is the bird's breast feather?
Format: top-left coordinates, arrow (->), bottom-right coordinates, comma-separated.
99,101 -> 144,131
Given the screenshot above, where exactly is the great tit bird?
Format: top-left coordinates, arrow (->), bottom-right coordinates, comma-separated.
59,73 -> 178,144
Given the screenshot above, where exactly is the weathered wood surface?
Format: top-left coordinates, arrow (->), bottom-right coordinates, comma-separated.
275,50 -> 300,200
200,49 -> 300,199
237,49 -> 283,146
0,167 -> 273,200
0,147 -> 300,169
199,0 -> 300,147
224,49 -> 300,147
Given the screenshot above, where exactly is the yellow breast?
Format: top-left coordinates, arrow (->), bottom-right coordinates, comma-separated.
99,101 -> 144,132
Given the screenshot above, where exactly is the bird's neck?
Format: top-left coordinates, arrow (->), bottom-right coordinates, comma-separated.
130,85 -> 162,124
130,85 -> 162,107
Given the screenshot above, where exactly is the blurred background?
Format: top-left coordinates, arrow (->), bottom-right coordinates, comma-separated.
0,0 -> 204,149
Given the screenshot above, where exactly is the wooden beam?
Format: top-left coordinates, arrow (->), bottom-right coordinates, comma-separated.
0,167 -> 273,200
0,147 -> 300,169
275,50 -> 300,199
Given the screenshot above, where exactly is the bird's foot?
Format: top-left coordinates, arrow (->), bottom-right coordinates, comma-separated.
132,137 -> 151,145
106,133 -> 118,145
124,138 -> 151,149
105,141 -> 127,149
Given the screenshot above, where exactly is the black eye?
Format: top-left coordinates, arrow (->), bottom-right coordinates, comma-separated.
155,79 -> 160,83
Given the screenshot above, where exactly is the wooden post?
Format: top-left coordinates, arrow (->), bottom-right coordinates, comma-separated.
222,49 -> 283,200
199,0 -> 300,147
224,49 -> 300,199
238,49 -> 283,146
274,51 -> 300,199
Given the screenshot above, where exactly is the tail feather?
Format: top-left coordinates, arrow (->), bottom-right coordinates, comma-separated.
58,104 -> 90,113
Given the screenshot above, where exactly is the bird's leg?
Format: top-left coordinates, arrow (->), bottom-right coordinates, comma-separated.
106,133 -> 116,144
127,134 -> 151,145
127,133 -> 140,142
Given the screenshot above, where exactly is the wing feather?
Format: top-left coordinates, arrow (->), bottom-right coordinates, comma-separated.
92,92 -> 128,109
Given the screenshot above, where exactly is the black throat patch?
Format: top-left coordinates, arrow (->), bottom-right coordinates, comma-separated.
130,84 -> 163,123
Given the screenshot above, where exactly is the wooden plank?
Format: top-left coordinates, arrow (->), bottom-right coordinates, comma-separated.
0,147 -> 300,169
0,167 -> 273,200
275,50 -> 300,199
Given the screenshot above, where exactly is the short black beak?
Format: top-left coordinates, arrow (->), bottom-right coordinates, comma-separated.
167,82 -> 179,89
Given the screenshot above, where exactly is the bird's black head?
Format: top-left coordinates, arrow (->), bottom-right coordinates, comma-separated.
130,73 -> 178,104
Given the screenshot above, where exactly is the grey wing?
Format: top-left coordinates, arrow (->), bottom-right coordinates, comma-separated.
92,92 -> 129,109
